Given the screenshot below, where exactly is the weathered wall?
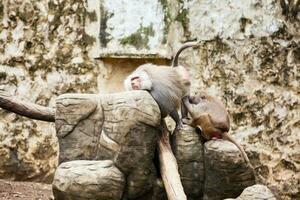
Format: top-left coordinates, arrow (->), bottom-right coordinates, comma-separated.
0,0 -> 299,199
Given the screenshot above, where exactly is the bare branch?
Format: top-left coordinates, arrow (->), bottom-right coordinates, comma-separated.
0,91 -> 55,122
157,121 -> 187,200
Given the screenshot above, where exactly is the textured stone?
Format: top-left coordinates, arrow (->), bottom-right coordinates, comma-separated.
98,91 -> 160,174
224,184 -> 276,200
185,0 -> 283,40
52,160 -> 125,200
0,0 -> 100,182
134,178 -> 167,200
171,125 -> 204,199
203,140 -> 255,200
55,91 -> 161,199
55,93 -> 103,162
0,113 -> 57,182
125,164 -> 157,199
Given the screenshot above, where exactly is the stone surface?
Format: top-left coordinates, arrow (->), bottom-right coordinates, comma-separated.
134,178 -> 167,200
224,184 -> 276,200
55,93 -> 104,162
97,91 -> 160,174
55,91 -> 161,199
0,113 -> 57,182
99,91 -> 160,198
171,125 -> 204,199
52,160 -> 125,200
203,140 -> 255,200
125,164 -> 157,199
185,0 -> 283,40
54,97 -> 260,200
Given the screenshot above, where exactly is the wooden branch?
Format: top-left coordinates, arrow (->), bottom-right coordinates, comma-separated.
0,91 -> 55,122
157,121 -> 187,200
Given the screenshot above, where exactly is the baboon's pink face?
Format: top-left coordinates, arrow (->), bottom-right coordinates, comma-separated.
131,77 -> 141,90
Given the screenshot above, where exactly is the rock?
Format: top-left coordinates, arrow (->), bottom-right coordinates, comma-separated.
55,93 -> 103,162
0,117 -> 57,182
224,184 -> 276,200
55,91 -> 161,198
203,140 -> 255,200
134,178 -> 168,200
171,125 -> 205,199
52,160 -> 125,200
99,91 -> 160,174
55,91 -> 160,164
125,164 -> 157,199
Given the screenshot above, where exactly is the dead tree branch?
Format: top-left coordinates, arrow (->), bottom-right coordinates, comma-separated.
0,91 -> 55,122
157,121 -> 187,200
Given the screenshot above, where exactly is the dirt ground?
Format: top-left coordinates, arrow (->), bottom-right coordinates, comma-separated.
0,179 -> 52,200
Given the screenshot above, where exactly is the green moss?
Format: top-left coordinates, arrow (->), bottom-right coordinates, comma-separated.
119,24 -> 155,49
159,0 -> 172,43
81,31 -> 96,47
271,25 -> 293,40
214,36 -> 230,53
7,57 -> 23,67
0,72 -> 7,80
176,1 -> 191,38
48,14 -> 61,41
99,3 -> 113,47
55,49 -> 72,64
48,1 -> 57,10
6,32 -> 13,43
48,9 -> 62,30
293,47 -> 300,62
86,11 -> 97,22
239,17 -> 252,33
159,0 -> 191,42
17,3 -> 35,23
28,57 -> 53,77
0,2 -> 3,20
0,39 -> 4,54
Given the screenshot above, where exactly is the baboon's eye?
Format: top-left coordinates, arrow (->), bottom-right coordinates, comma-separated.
131,76 -> 139,81
200,95 -> 206,100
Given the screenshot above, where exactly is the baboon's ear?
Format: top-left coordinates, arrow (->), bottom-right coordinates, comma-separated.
195,125 -> 202,135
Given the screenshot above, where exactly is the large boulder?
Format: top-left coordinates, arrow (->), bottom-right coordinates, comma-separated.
224,184 -> 276,200
55,91 -> 161,199
171,125 -> 205,200
53,91 -> 258,199
52,160 -> 125,200
172,129 -> 256,200
203,140 -> 255,200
